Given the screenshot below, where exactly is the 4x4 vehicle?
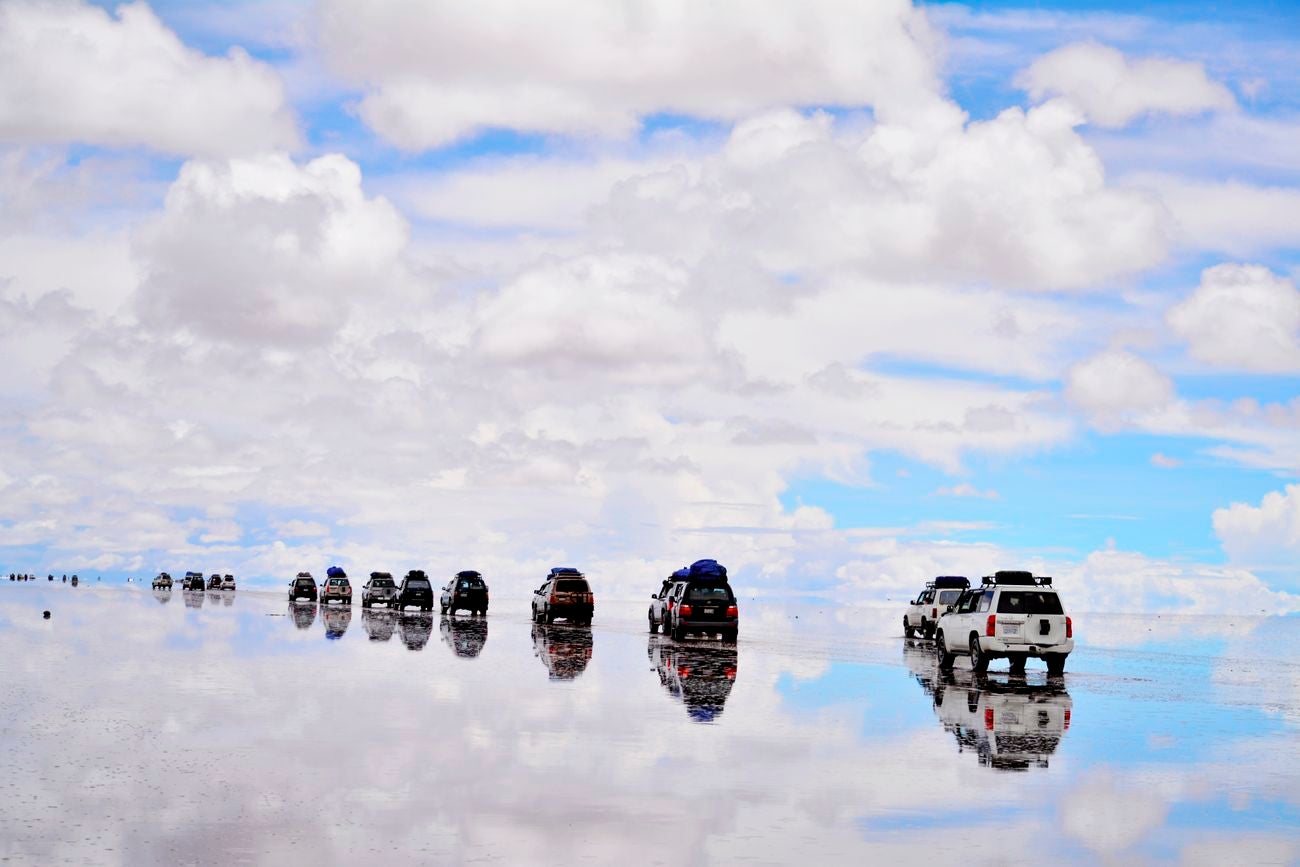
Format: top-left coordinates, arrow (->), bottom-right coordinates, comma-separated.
183,571 -> 205,591
207,574 -> 222,590
934,571 -> 1073,676
152,572 -> 173,590
441,571 -> 489,616
288,572 -> 318,602
220,574 -> 236,591
361,572 -> 397,608
392,570 -> 434,611
648,568 -> 689,633
905,576 -> 969,638
662,560 -> 738,642
531,568 -> 594,624
321,567 -> 352,605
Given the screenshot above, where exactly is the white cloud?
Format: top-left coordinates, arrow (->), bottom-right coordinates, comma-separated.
1128,175 -> 1300,256
1213,485 -> 1300,568
1167,264 -> 1300,373
933,483 -> 999,499
1150,452 -> 1181,469
318,0 -> 952,149
0,0 -> 297,156
1065,349 -> 1174,425
1017,41 -> 1236,128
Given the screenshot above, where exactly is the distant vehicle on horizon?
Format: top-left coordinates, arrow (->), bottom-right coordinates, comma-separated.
207,574 -> 222,591
152,573 -> 173,590
289,572 -> 318,602
440,571 -> 489,616
934,571 -> 1073,676
648,568 -> 689,633
361,572 -> 397,608
661,560 -> 737,643
531,568 -> 593,625
220,574 -> 236,591
321,567 -> 351,605
392,571 -> 433,612
183,571 -> 205,591
905,576 -> 970,639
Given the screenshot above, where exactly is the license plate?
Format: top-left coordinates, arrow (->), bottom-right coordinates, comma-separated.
703,608 -> 716,615
1003,623 -> 1020,635
1003,712 -> 1022,726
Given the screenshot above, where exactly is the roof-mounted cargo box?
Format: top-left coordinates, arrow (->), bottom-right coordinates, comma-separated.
983,570 -> 1036,586
932,575 -> 970,589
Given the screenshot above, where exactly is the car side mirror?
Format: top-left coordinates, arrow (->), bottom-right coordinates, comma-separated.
945,604 -> 955,614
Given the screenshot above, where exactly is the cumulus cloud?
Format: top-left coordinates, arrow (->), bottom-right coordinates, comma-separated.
318,0 -> 951,149
1213,485 -> 1300,568
0,0 -> 298,156
1167,264 -> 1300,373
934,483 -> 999,499
1065,349 -> 1174,425
1018,41 -> 1236,128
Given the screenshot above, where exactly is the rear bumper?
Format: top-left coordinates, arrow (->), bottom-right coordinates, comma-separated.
982,637 -> 1074,657
548,604 -> 593,618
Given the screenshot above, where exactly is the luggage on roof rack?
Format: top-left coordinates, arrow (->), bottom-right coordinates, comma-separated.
296,571 -> 313,578
406,569 -> 427,579
932,575 -> 969,589
687,559 -> 728,580
327,566 -> 347,579
456,570 -> 482,579
370,571 -> 393,580
983,570 -> 1036,586
549,567 -> 583,578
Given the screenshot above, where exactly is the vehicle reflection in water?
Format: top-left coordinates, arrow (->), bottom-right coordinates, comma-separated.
398,612 -> 433,651
648,636 -> 738,723
152,589 -> 172,605
903,639 -> 1072,771
362,608 -> 397,642
221,591 -> 234,607
289,601 -> 317,630
182,590 -> 204,609
440,615 -> 488,658
531,623 -> 592,680
322,604 -> 352,640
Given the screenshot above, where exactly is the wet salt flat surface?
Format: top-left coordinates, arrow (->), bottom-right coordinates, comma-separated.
1,583 -> 1297,865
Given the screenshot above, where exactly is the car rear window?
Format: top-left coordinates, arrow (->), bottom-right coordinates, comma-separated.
556,579 -> 589,592
686,585 -> 732,602
997,591 -> 1064,615
407,578 -> 431,589
295,578 -> 315,587
936,590 -> 961,605
458,579 -> 484,589
370,578 -> 394,588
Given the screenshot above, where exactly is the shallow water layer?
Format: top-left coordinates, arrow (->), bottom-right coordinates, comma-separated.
1,583 -> 1297,865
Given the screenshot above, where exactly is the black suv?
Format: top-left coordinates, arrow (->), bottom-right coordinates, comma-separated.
440,571 -> 489,616
288,572 -> 318,602
531,568 -> 594,624
183,571 -> 206,591
392,570 -> 434,611
664,578 -> 738,642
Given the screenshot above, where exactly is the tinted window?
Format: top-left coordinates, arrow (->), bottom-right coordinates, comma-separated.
936,590 -> 960,605
556,579 -> 589,592
369,578 -> 394,588
959,593 -> 981,613
295,579 -> 315,587
406,579 -> 431,589
458,579 -> 484,589
978,591 -> 994,613
997,592 -> 1064,615
686,585 -> 732,602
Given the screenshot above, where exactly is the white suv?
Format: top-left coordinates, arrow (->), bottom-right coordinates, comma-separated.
904,576 -> 969,638
934,571 -> 1073,676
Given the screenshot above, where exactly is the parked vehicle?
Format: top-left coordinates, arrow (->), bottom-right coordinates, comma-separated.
220,574 -> 236,591
934,571 -> 1073,676
531,622 -> 593,680
207,574 -> 222,590
440,615 -> 489,658
531,568 -> 594,624
648,568 -> 689,633
440,570 -> 489,616
152,572 -> 173,590
905,576 -> 969,638
320,568 -> 352,605
361,572 -> 397,608
648,636 -> 738,723
288,572 -> 318,602
392,571 -> 434,611
183,571 -> 205,591
662,560 -> 738,642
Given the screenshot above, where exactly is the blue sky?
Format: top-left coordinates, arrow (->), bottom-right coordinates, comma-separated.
0,0 -> 1296,611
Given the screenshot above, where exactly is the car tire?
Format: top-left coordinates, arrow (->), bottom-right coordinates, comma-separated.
1046,654 -> 1067,677
648,614 -> 658,633
440,604 -> 448,615
722,628 -> 738,643
935,631 -> 955,671
672,624 -> 687,641
544,608 -> 554,625
903,617 -> 915,638
969,635 -> 990,673
1008,653 -> 1027,674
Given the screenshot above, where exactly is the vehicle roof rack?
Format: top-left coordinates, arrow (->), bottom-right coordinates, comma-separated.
932,575 -> 970,589
549,567 -> 583,577
1036,576 -> 1053,586
455,570 -> 483,578
370,571 -> 393,579
983,570 -> 1036,586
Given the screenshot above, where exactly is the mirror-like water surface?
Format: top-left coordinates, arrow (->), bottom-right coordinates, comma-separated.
1,583 -> 1296,864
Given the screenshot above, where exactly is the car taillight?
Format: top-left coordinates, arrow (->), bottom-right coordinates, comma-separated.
1064,708 -> 1071,730
986,615 -> 996,637
667,600 -> 674,611
677,665 -> 690,678
586,593 -> 593,603
984,707 -> 994,730
724,667 -> 736,680
679,603 -> 693,618
550,594 -> 558,604
1065,616 -> 1072,638
932,607 -> 937,619
726,605 -> 738,618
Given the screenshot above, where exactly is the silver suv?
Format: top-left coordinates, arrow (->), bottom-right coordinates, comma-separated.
934,571 -> 1073,676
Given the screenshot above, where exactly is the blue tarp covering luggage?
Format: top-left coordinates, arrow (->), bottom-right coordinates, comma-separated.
327,566 -> 347,578
688,559 -> 727,580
